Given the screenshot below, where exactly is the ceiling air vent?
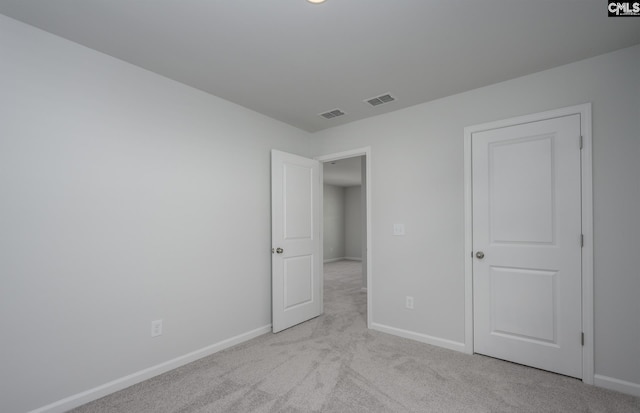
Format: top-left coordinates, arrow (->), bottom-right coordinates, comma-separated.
320,109 -> 345,119
365,93 -> 395,107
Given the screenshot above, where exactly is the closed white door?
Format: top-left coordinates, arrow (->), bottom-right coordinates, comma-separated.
271,150 -> 321,333
472,114 -> 583,378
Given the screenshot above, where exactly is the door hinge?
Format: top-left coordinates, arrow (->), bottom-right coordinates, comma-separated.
580,234 -> 584,247
579,135 -> 584,150
581,332 -> 585,346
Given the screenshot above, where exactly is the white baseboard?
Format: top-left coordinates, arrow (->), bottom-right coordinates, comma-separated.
323,257 -> 362,263
594,374 -> 640,397
29,324 -> 272,413
371,322 -> 466,353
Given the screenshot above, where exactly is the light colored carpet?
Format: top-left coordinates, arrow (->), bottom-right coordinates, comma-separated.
71,260 -> 640,412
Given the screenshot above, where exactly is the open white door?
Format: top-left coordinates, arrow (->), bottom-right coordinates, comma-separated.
271,150 -> 321,333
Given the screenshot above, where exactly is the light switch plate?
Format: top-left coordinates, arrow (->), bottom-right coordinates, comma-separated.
393,223 -> 405,236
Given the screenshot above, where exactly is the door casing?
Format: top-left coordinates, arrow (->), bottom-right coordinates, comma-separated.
463,103 -> 594,384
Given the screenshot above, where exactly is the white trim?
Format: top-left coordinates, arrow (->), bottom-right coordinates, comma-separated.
318,158 -> 325,314
463,103 -> 594,383
316,147 -> 373,329
28,325 -> 271,413
463,125 -> 473,355
323,257 -> 363,263
579,104 -> 594,385
371,322 -> 466,352
594,375 -> 640,398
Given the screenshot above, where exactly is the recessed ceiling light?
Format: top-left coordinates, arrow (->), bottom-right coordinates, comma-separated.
307,0 -> 326,4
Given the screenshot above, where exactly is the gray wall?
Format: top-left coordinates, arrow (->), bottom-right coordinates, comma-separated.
344,186 -> 362,259
323,184 -> 363,262
314,45 -> 640,392
0,15 -> 314,413
323,184 -> 345,261
2,13 -> 639,412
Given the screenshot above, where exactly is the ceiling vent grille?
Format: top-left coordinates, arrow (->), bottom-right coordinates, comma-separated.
365,93 -> 395,107
320,109 -> 345,119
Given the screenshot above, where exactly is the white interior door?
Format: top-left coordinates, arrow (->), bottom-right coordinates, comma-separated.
472,114 -> 583,378
271,150 -> 321,333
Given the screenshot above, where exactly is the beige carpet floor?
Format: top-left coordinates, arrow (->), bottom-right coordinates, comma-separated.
71,260 -> 640,412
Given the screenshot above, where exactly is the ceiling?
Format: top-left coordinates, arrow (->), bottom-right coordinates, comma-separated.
1,1 -> 639,133
323,156 -> 362,187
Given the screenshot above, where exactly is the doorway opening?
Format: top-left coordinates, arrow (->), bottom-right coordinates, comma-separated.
317,148 -> 372,328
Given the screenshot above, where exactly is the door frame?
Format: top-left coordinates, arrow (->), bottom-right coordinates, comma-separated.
315,147 -> 372,328
463,103 -> 594,384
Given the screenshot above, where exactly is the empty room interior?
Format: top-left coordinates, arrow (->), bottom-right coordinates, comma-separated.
1,1 -> 639,412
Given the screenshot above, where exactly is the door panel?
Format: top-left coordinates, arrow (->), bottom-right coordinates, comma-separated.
272,150 -> 321,333
283,163 -> 313,240
473,114 -> 582,378
489,135 -> 555,244
284,256 -> 313,309
490,267 -> 557,344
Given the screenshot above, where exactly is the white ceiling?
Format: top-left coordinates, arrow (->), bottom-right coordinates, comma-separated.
323,156 -> 362,187
1,1 -> 639,133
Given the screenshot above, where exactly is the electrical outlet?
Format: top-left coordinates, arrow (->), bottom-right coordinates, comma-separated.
151,319 -> 163,337
405,296 -> 414,309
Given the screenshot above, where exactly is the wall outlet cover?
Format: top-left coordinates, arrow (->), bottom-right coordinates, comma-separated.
151,319 -> 163,337
406,296 -> 414,309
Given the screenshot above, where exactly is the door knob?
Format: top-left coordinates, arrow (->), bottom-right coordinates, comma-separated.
275,247 -> 284,254
475,251 -> 485,259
